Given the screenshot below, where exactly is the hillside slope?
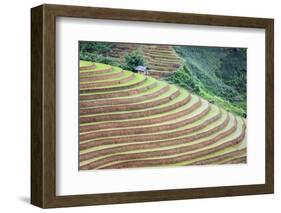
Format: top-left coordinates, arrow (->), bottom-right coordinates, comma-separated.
79,61 -> 247,170
79,42 -> 246,117
108,43 -> 183,79
171,46 -> 247,117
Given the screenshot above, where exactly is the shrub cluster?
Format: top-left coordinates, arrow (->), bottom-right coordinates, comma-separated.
80,41 -> 147,72
166,65 -> 246,117
122,51 -> 146,72
170,46 -> 247,117
79,51 -> 121,67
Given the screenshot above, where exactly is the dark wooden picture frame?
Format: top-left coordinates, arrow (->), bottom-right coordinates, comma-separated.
31,4 -> 274,208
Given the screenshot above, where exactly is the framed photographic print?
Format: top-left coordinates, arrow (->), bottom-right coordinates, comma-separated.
31,4 -> 274,208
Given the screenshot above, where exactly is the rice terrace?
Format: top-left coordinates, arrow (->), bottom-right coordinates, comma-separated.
79,42 -> 247,170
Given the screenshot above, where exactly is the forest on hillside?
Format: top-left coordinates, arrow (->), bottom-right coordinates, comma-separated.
167,46 -> 247,117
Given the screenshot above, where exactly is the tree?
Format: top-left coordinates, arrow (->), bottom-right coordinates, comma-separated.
123,51 -> 146,72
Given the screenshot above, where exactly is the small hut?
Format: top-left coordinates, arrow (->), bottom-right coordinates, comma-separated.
135,65 -> 148,75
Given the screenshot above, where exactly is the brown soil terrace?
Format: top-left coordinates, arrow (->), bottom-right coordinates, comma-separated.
79,75 -> 147,93
80,67 -> 112,76
80,89 -> 180,114
79,98 -> 206,132
80,70 -> 124,82
83,128 -> 245,169
79,103 -> 211,140
79,50 -> 247,170
81,85 -> 170,107
80,114 -> 235,162
80,81 -> 158,100
79,64 -> 96,71
79,94 -> 190,123
80,111 -> 230,149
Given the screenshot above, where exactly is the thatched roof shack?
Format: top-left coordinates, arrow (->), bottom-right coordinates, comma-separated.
134,66 -> 148,75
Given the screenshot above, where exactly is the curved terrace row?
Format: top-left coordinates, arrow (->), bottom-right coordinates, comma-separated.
79,61 -> 247,170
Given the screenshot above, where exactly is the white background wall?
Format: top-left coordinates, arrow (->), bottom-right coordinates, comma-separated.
0,0 -> 279,212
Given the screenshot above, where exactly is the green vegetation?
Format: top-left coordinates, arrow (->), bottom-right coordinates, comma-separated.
80,60 -> 94,67
79,41 -> 121,67
79,41 -> 147,71
167,46 -> 246,117
79,42 -> 247,117
123,51 -> 146,72
79,51 -> 120,67
80,41 -> 115,55
90,62 -> 112,71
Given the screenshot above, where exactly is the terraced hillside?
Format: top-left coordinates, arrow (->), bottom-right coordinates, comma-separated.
142,44 -> 182,79
109,43 -> 183,79
79,60 -> 247,170
108,43 -> 139,59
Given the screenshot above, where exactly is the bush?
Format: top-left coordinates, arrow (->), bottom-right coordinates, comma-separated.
166,65 -> 246,117
79,41 -> 114,55
122,51 -> 146,72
